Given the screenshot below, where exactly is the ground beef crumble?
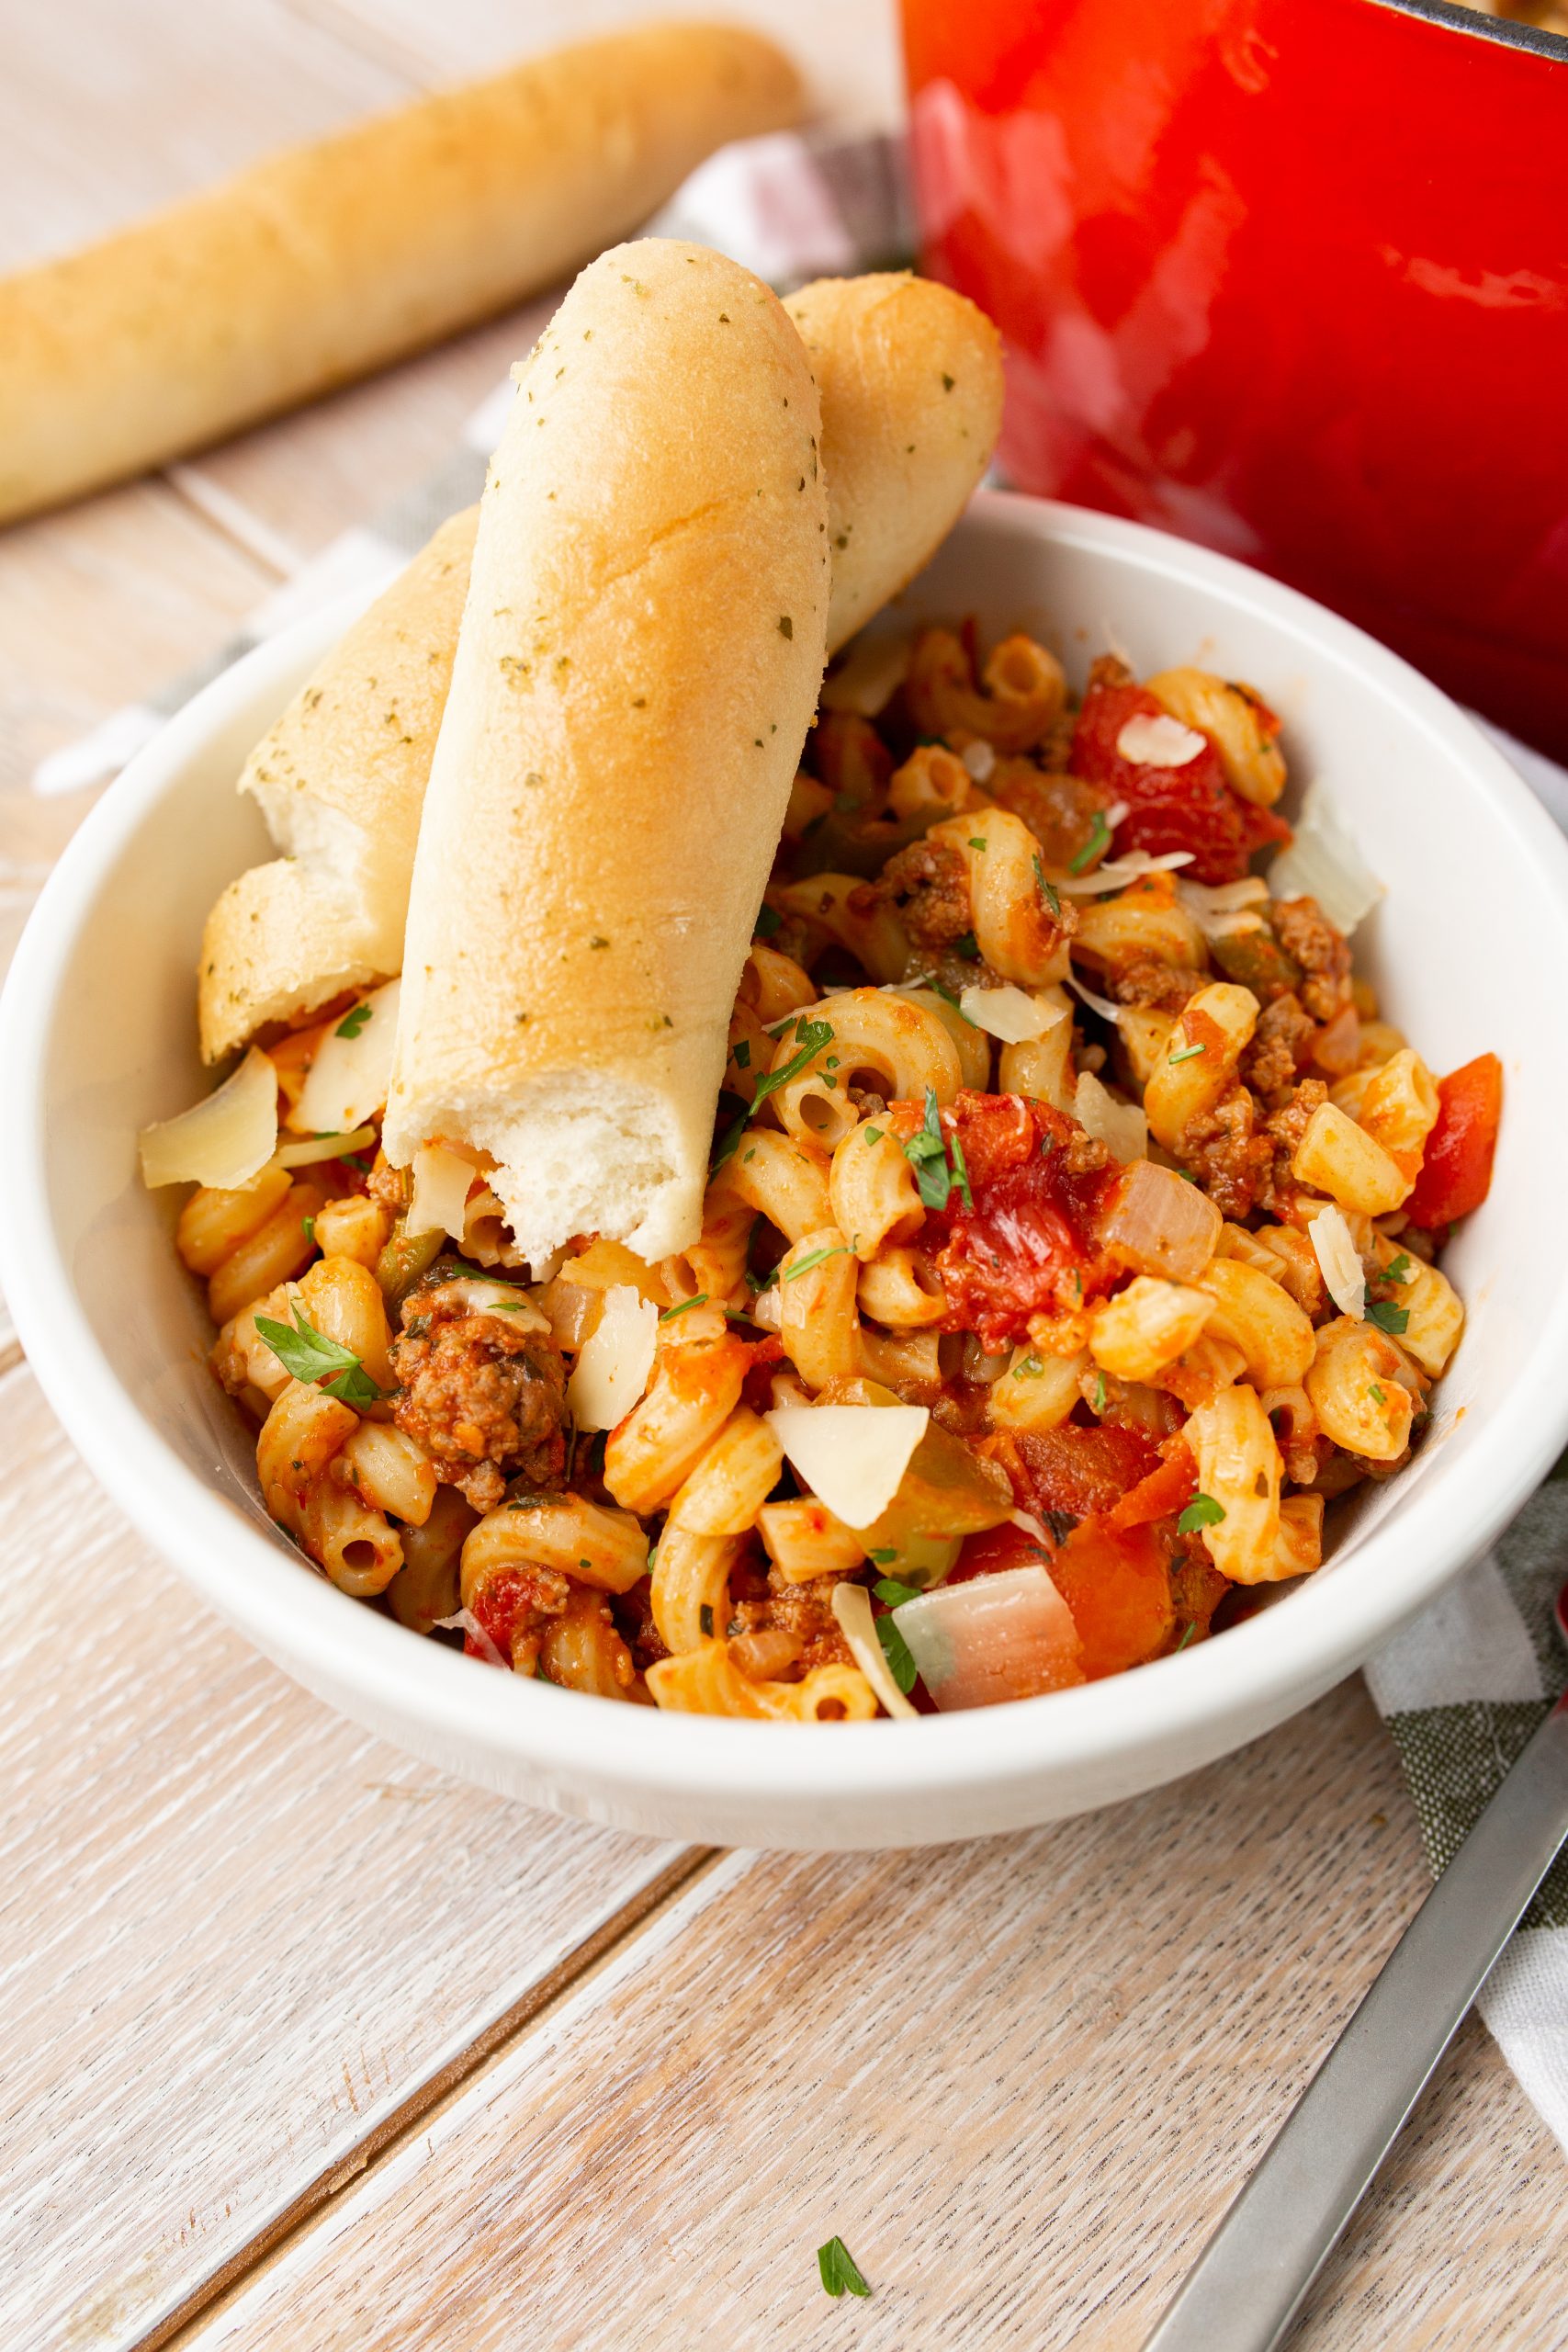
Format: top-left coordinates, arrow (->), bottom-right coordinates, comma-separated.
390,1270 -> 568,1513
1272,895 -> 1351,1023
1111,958 -> 1203,1012
726,1565 -> 852,1674
1243,990 -> 1316,1100
863,836 -> 973,956
1180,1086 -> 1274,1220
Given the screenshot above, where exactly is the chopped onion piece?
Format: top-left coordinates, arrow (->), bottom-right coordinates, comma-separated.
892,1566 -> 1085,1709
1310,1204 -> 1366,1321
432,1608 -> 509,1669
1055,849 -> 1193,897
1116,713 -> 1205,767
958,982 -> 1067,1044
1074,1071 -> 1147,1163
1100,1158 -> 1222,1281
1267,780 -> 1384,934
819,631 -> 910,718
765,1402 -> 929,1531
139,1046 -> 278,1189
408,1143 -> 479,1241
292,978 -> 400,1136
274,1124 -> 377,1169
830,1582 -> 919,1719
568,1283 -> 659,1432
961,739 -> 997,784
1064,970 -> 1124,1026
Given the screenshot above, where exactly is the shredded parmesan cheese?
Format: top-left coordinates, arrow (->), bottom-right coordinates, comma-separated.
274,1125 -> 377,1169
765,1402 -> 929,1530
432,1609 -> 508,1669
138,1046 -> 278,1190
408,1143 -> 478,1242
1055,849 -> 1193,896
568,1283 -> 658,1432
960,739 -> 997,784
1115,714 -> 1206,767
1310,1204 -> 1367,1321
1064,971 -> 1124,1026
958,983 -> 1067,1044
829,1582 -> 918,1719
1177,876 -> 1271,943
1267,780 -> 1385,934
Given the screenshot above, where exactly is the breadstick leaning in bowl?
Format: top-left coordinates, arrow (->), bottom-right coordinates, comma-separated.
197,273 -> 1003,1064
0,22 -> 802,526
381,239 -> 830,1266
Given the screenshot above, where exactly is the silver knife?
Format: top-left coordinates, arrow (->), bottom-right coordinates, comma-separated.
1142,1582 -> 1568,2352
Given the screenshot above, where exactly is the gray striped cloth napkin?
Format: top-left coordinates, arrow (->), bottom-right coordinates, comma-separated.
30,128 -> 1568,2154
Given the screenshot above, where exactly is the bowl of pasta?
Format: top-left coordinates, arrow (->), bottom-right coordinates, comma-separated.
6,489 -> 1568,1850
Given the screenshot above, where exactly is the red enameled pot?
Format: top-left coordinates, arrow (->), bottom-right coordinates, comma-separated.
901,0 -> 1568,758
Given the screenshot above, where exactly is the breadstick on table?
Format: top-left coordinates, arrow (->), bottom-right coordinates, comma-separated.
0,22 -> 802,525
197,273 -> 1003,1064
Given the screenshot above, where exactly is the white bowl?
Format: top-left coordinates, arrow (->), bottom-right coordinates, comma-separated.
6,492 -> 1568,1850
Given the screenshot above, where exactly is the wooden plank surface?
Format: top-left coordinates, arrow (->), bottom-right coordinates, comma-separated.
0,1364 -> 691,2352
175,1677 -> 1568,2352
2,4 -> 1563,2349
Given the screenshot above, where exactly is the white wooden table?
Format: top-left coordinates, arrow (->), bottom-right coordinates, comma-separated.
3,6 -> 1564,2347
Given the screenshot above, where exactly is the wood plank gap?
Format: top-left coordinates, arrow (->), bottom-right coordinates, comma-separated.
277,0 -> 446,90
164,466 -> 304,581
137,1843 -> 723,2352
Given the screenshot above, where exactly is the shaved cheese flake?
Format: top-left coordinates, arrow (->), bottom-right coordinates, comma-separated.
408,1143 -> 479,1241
765,1402 -> 929,1531
275,1124 -> 377,1168
830,1582 -> 918,1719
1116,713 -> 1205,767
1073,1071 -> 1147,1163
139,1046 -> 278,1189
1267,780 -> 1384,934
293,978 -> 400,1136
893,1566 -> 1085,1709
1177,875 -> 1271,943
961,739 -> 997,784
1064,970 -> 1124,1026
1055,849 -> 1193,897
958,983 -> 1067,1045
568,1283 -> 658,1432
1310,1204 -> 1367,1322
819,631 -> 910,718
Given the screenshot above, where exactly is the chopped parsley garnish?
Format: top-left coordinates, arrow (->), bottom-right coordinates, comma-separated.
902,1087 -> 973,1213
334,1001 -> 373,1040
911,969 -> 973,1020
747,1263 -> 782,1295
1092,1370 -> 1107,1415
874,1577 -> 923,1609
254,1306 -> 386,1408
818,2237 -> 871,2300
1366,1299 -> 1410,1336
1068,809 -> 1112,875
1178,1493 -> 1226,1533
1013,1352 -> 1044,1379
1173,1622 -> 1197,1653
1168,1040 -> 1206,1065
660,1293 -> 709,1321
732,1039 -> 751,1069
1032,853 -> 1062,920
953,930 -> 980,960
750,1018 -> 834,1112
753,904 -> 782,939
1383,1251 -> 1413,1284
1369,1383 -> 1387,1406
784,1244 -> 852,1283
864,1125 -> 885,1145
967,836 -> 987,851
300,1214 -> 316,1245
874,1614 -> 918,1696
866,1546 -> 897,1564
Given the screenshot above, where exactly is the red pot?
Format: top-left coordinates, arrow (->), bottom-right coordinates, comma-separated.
901,0 -> 1568,758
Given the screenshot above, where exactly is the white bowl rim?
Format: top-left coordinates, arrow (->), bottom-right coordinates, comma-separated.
6,488 -> 1568,1814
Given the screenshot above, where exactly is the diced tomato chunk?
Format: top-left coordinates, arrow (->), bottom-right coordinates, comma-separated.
1048,1518 -> 1176,1679
1104,1439 -> 1198,1532
924,1091 -> 1121,1350
1403,1054 -> 1503,1230
1070,682 -> 1291,886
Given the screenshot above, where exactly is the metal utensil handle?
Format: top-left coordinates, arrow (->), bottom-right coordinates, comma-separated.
1142,1693 -> 1568,2352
